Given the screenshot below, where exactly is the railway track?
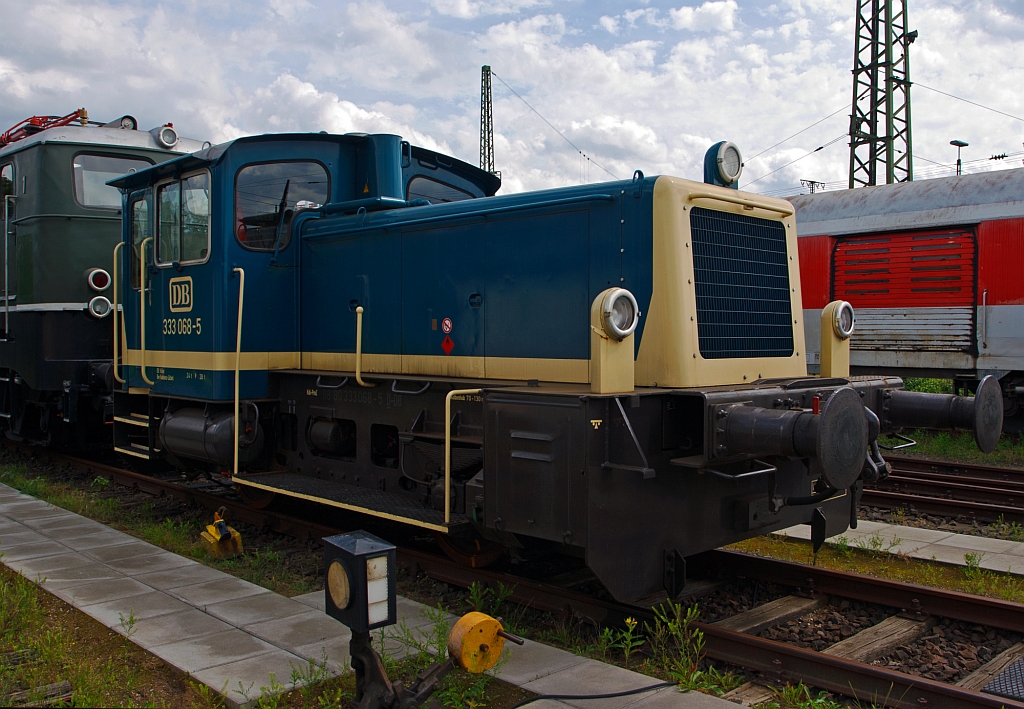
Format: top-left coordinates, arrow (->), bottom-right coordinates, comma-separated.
10,446 -> 1024,708
864,456 -> 1024,523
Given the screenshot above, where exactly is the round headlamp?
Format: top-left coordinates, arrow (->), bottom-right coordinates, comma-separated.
87,296 -> 112,319
87,268 -> 111,292
832,301 -> 855,340
716,142 -> 744,185
327,560 -> 352,610
151,124 -> 179,149
601,288 -> 640,341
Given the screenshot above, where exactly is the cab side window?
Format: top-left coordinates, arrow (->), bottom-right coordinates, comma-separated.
407,176 -> 473,205
235,161 -> 329,251
157,172 -> 210,266
130,197 -> 150,289
1,165 -> 12,220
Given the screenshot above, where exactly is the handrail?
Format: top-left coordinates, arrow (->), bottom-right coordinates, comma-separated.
112,242 -> 124,383
233,267 -> 245,477
4,195 -> 14,338
687,191 -> 795,217
355,306 -> 374,388
138,237 -> 154,385
445,388 -> 482,524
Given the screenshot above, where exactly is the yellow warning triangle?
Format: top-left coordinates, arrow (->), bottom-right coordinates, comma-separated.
363,183 -> 370,194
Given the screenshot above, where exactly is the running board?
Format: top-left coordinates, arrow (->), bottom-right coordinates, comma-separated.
232,471 -> 468,532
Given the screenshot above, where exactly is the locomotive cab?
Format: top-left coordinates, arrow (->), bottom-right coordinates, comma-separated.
111,133 -> 1003,604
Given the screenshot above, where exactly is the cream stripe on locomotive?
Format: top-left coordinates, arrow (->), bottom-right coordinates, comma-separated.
123,348 -> 590,382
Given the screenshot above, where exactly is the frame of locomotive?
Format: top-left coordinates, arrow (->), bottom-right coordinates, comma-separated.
108,132 -> 1002,604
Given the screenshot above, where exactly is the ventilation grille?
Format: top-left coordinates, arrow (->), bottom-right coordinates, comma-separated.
690,207 -> 794,359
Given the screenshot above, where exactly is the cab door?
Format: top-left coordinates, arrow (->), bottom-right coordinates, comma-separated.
1,162 -> 15,337
140,171 -> 216,397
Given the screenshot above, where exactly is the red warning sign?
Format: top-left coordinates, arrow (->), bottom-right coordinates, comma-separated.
441,335 -> 454,355
441,317 -> 453,333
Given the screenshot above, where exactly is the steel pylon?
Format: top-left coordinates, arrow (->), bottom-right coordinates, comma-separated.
848,0 -> 915,187
479,66 -> 496,176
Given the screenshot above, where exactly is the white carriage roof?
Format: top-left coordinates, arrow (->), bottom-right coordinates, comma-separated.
788,167 -> 1024,236
0,123 -> 207,160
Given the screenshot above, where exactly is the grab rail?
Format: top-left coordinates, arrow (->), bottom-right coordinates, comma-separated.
112,242 -> 124,384
138,237 -> 154,386
232,267 -> 245,477
687,191 -> 794,217
355,306 -> 374,387
4,194 -> 15,338
444,388 -> 482,524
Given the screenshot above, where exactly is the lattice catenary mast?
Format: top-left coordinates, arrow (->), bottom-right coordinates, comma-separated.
479,65 -> 497,176
848,0 -> 917,188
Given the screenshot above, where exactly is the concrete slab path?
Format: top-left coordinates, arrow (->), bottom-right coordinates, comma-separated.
0,482 -> 730,708
777,520 -> 1024,574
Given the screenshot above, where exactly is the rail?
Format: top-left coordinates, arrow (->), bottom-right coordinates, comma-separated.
138,237 -> 154,386
444,388 -> 482,524
232,267 -> 245,477
112,242 -> 124,383
687,191 -> 795,216
355,306 -> 373,387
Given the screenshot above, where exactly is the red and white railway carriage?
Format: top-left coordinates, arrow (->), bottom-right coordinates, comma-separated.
791,168 -> 1024,430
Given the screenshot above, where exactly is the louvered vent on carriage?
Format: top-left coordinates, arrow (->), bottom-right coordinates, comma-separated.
689,207 -> 794,359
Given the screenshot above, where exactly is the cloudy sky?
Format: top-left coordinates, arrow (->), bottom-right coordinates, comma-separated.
2,0 -> 1023,195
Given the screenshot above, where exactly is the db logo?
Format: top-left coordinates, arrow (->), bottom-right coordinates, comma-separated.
169,276 -> 193,313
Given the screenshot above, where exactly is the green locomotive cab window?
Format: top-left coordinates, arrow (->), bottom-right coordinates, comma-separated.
73,154 -> 152,209
1,165 -> 12,222
234,161 -> 328,252
130,197 -> 150,289
406,176 -> 473,205
1,165 -> 12,201
157,172 -> 210,266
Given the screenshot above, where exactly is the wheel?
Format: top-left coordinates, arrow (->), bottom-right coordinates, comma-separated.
235,483 -> 277,509
434,528 -> 505,568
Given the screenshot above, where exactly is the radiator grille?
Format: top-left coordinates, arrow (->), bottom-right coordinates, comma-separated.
690,207 -> 794,359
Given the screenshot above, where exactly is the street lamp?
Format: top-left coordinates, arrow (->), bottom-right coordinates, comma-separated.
950,140 -> 969,176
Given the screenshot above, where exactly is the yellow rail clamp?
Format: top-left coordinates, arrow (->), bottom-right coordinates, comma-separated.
447,611 -> 524,673
201,507 -> 243,559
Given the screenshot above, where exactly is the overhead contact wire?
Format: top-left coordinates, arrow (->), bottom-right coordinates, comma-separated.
491,70 -> 619,180
743,133 -> 847,188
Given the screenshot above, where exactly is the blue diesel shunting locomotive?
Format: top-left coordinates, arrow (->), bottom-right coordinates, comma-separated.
109,132 -> 1002,603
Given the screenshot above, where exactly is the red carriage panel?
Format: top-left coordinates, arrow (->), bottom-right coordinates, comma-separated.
832,230 -> 976,308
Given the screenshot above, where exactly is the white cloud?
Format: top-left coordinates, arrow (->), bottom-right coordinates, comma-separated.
668,0 -> 738,31
429,0 -> 544,19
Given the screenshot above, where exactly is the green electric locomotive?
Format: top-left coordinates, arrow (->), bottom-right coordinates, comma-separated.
0,109 -> 205,446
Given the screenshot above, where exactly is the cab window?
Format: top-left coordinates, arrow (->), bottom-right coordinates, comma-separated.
407,176 -> 473,204
157,172 -> 209,265
1,165 -> 12,221
235,161 -> 328,251
73,154 -> 152,209
130,196 -> 150,289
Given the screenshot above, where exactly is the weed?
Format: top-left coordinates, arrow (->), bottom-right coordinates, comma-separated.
903,378 -> 953,394
828,535 -> 851,555
891,507 -> 907,526
189,679 -> 228,709
855,532 -> 902,554
289,651 -> 332,704
592,626 -> 616,657
435,675 -> 489,708
467,581 -> 490,612
964,552 -> 985,580
90,475 -> 110,489
118,609 -> 138,639
614,617 -> 644,667
758,681 -> 845,708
